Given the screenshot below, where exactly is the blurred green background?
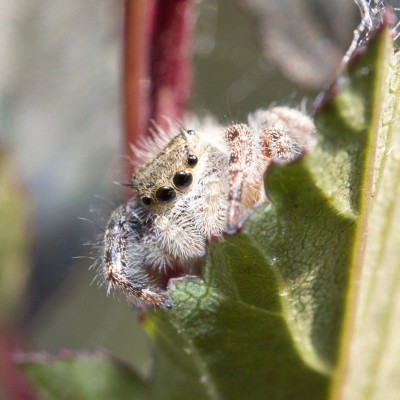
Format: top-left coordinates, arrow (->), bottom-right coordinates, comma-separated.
0,0 -> 357,394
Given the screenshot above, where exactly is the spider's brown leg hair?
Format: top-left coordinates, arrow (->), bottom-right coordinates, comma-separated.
261,128 -> 301,162
103,204 -> 172,308
224,123 -> 254,232
254,107 -> 316,162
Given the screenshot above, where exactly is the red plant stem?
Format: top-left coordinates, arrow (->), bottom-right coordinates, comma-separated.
123,0 -> 194,165
149,0 -> 194,131
123,0 -> 155,158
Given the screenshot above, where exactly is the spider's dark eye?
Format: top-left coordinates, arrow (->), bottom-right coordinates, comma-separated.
187,154 -> 198,166
141,196 -> 152,206
173,170 -> 193,188
186,129 -> 195,135
155,186 -> 176,203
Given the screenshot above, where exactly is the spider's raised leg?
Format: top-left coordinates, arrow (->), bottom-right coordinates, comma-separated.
103,202 -> 172,308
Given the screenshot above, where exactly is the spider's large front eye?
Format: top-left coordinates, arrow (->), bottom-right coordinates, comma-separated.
155,186 -> 176,203
173,170 -> 193,188
186,129 -> 195,136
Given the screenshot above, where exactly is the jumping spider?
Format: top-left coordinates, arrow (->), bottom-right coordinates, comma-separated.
102,107 -> 316,308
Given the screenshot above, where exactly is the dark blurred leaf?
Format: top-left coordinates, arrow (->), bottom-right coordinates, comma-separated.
20,352 -> 147,400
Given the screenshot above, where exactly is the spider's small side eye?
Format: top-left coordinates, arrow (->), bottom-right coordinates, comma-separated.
141,196 -> 152,206
186,129 -> 195,136
173,170 -> 193,188
156,186 -> 176,203
187,155 -> 198,166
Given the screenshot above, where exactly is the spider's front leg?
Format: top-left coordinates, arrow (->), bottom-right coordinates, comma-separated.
224,123 -> 256,232
103,202 -> 172,308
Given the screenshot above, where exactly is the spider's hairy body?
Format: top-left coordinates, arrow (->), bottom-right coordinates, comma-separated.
102,107 -> 316,308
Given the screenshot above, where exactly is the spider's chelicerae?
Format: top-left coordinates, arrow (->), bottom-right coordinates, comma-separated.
102,107 -> 316,308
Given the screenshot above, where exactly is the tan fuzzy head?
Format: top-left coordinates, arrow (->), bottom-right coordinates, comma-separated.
131,129 -> 205,209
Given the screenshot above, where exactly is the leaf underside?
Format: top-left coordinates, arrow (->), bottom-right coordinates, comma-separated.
21,26 -> 400,400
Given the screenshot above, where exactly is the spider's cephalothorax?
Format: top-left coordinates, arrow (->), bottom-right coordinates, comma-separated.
102,107 -> 316,308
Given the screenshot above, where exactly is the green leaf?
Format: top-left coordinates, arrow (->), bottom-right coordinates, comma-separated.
20,352 -> 148,400
145,239 -> 328,400
248,26 -> 395,375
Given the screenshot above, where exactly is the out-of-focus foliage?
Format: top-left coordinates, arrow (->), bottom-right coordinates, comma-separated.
0,151 -> 30,324
20,353 -> 147,400
240,0 -> 357,88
